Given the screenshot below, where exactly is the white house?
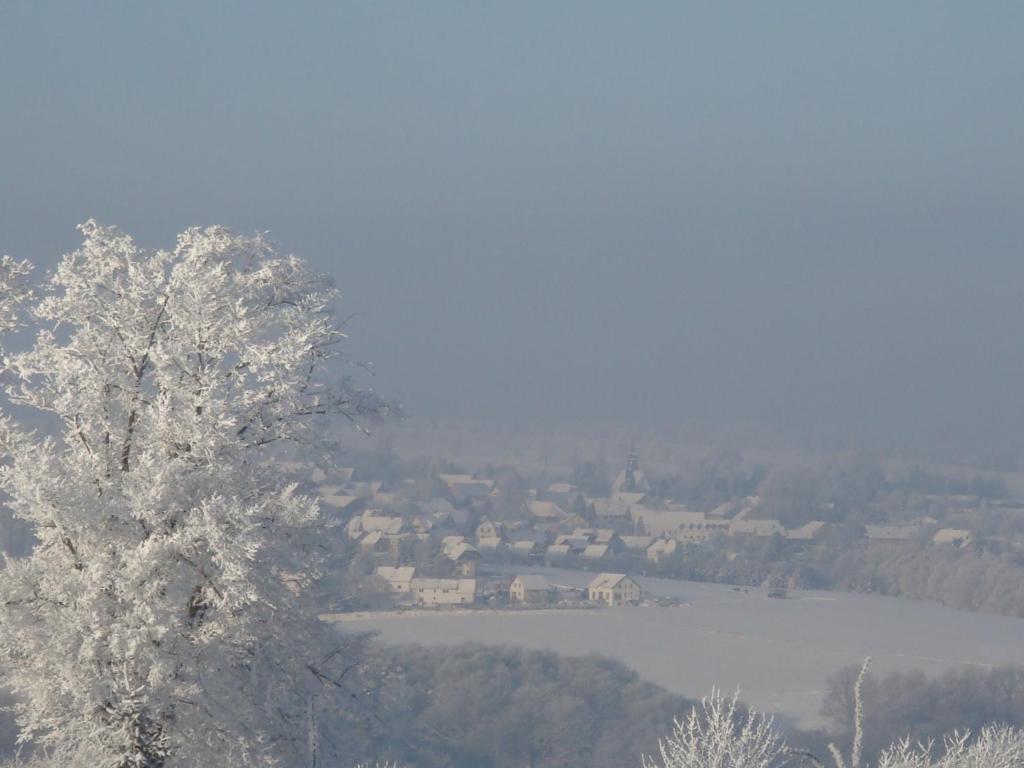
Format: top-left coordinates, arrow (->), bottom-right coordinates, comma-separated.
587,573 -> 641,606
409,578 -> 478,607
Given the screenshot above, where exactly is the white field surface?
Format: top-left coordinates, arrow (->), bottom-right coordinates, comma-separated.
329,567 -> 1024,727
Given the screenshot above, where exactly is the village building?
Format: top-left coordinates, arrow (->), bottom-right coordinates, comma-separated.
631,507 -> 729,542
591,492 -> 647,521
509,575 -> 553,604
554,534 -> 592,554
359,531 -> 416,564
317,486 -> 364,515
581,543 -> 611,561
446,541 -> 481,577
374,566 -> 416,594
620,535 -> 655,554
544,482 -> 582,507
409,578 -> 478,607
571,528 -> 625,552
475,517 -> 505,541
728,519 -> 785,538
439,473 -> 494,504
372,490 -> 402,507
440,534 -> 467,553
786,521 -> 829,541
357,530 -> 389,557
646,537 -> 679,563
587,573 -> 641,606
476,536 -> 508,553
932,528 -> 974,548
420,497 -> 456,519
545,543 -> 575,562
562,512 -> 590,530
511,539 -> 545,559
708,500 -> 739,519
731,496 -> 762,520
346,511 -> 406,539
410,515 -> 434,535
546,482 -> 576,496
331,467 -> 356,486
528,500 -> 566,520
865,524 -> 922,543
611,451 -> 650,495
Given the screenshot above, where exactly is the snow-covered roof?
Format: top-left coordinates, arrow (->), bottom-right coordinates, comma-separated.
529,501 -> 566,519
512,575 -> 550,591
587,572 -> 635,590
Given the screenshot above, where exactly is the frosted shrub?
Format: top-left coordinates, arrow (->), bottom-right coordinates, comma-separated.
642,689 -> 789,768
877,725 -> 1024,768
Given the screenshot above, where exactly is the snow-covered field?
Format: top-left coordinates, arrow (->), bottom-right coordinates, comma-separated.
334,568 -> 1024,727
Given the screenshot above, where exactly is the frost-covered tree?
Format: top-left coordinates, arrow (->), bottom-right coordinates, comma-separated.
641,689 -> 789,768
0,255 -> 33,336
875,725 -> 1024,768
0,223 -> 388,767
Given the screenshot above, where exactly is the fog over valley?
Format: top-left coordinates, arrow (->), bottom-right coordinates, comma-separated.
2,4 -> 1024,768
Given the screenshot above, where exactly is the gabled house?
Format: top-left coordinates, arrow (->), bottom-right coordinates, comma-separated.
587,573 -> 641,606
446,541 -> 481,577
646,537 -> 678,563
581,543 -> 611,561
475,517 -> 505,541
529,501 -> 566,521
511,540 -> 545,559
545,543 -> 574,562
509,575 -> 553,604
375,566 -> 416,594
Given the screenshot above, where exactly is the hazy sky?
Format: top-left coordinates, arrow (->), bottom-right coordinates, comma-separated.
2,3 -> 1023,452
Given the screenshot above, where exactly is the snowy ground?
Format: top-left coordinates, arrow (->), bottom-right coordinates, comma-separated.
331,567 -> 1024,727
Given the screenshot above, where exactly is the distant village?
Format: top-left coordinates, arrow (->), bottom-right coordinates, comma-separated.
286,449 -> 989,612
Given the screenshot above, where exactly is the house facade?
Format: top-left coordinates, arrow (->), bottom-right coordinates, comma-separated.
509,575 -> 553,604
409,578 -> 478,607
587,573 -> 641,606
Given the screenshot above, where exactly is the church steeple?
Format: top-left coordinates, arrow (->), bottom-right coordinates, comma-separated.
624,444 -> 639,491
612,441 -> 649,495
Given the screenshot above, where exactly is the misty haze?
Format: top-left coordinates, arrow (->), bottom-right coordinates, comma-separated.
2,4 -> 1024,768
